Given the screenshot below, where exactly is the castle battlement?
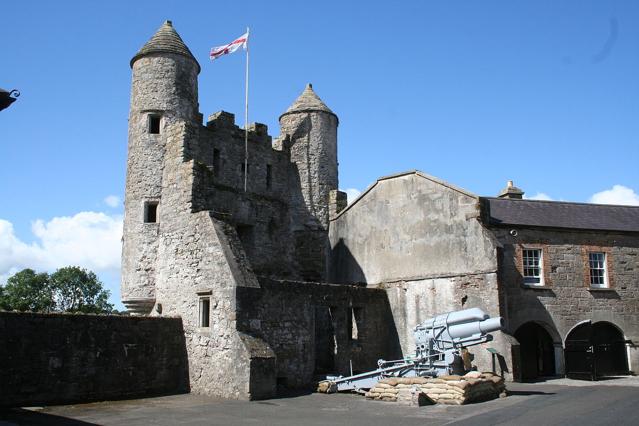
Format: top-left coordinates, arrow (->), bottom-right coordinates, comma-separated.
122,21 -> 346,316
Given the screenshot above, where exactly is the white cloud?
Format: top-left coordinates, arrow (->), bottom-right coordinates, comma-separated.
0,212 -> 123,285
343,188 -> 362,204
104,195 -> 121,208
589,185 -> 639,206
526,192 -> 554,201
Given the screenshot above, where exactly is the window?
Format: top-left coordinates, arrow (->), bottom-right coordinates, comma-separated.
266,164 -> 272,189
589,252 -> 608,288
240,163 -> 250,187
350,307 -> 363,342
199,297 -> 210,327
213,149 -> 221,177
522,248 -> 543,285
144,201 -> 158,223
148,115 -> 161,134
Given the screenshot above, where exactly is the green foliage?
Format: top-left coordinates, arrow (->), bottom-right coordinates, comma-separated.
0,266 -> 113,314
1,269 -> 55,312
50,266 -> 113,314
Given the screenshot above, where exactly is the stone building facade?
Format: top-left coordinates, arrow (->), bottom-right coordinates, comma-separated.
121,21 -> 383,400
121,21 -> 638,399
329,172 -> 639,382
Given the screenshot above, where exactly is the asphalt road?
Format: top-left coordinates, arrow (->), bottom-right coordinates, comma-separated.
2,379 -> 639,426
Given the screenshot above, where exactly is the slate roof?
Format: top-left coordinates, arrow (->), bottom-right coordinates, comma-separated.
131,20 -> 200,73
482,197 -> 639,233
280,84 -> 337,122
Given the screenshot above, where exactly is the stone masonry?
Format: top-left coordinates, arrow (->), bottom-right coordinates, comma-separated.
121,21 -> 639,400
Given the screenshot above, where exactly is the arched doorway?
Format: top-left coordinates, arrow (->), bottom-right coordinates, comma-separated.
565,321 -> 629,380
515,322 -> 556,380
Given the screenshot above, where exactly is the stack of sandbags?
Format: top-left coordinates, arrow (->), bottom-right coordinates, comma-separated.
316,381 -> 336,393
364,372 -> 506,405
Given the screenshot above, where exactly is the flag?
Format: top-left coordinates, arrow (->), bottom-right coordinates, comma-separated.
210,32 -> 249,60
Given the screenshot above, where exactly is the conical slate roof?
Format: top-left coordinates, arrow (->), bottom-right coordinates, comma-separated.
130,20 -> 200,73
280,84 -> 337,122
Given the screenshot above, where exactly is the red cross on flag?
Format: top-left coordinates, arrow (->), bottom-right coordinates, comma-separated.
210,31 -> 249,60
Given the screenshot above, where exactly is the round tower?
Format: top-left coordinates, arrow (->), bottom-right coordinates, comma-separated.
279,83 -> 339,229
121,20 -> 200,314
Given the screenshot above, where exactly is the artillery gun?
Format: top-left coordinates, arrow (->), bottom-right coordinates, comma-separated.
320,307 -> 503,393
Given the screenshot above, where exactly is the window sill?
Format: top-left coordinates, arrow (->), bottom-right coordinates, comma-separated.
588,287 -> 615,292
521,285 -> 552,290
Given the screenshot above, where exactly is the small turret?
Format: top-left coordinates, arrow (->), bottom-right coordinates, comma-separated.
279,84 -> 339,229
121,21 -> 200,314
279,84 -> 339,281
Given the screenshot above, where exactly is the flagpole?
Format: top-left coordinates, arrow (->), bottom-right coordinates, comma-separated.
244,27 -> 250,192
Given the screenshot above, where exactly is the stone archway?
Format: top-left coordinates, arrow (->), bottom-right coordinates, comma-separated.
514,322 -> 557,380
565,321 -> 629,379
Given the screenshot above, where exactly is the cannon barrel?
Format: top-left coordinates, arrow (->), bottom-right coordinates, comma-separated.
447,316 -> 504,339
418,307 -> 489,330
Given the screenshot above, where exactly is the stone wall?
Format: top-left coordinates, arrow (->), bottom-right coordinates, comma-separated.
328,172 -> 497,285
382,273 -> 513,379
493,226 -> 639,373
151,121 -> 275,400
0,312 -> 188,408
327,172 -> 513,378
279,110 -> 338,231
121,52 -> 199,314
187,114 -> 298,279
237,278 -> 402,388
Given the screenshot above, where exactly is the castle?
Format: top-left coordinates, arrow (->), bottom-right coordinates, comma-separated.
122,21 -> 639,399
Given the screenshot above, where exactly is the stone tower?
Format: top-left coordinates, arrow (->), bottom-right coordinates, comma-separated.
279,83 -> 339,229
279,84 -> 341,280
121,20 -> 200,314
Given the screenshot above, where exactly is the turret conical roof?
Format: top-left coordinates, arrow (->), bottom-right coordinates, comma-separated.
130,20 -> 200,73
280,84 -> 337,122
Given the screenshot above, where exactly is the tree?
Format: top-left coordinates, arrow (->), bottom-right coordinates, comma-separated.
0,269 -> 55,312
0,266 -> 113,314
50,266 -> 113,314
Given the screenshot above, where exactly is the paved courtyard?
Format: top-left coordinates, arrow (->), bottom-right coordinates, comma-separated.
2,377 -> 638,426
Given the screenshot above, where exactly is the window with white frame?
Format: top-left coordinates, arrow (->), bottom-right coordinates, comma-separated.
522,248 -> 543,285
589,252 -> 608,288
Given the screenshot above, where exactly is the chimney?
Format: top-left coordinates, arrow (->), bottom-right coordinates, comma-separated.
498,180 -> 524,199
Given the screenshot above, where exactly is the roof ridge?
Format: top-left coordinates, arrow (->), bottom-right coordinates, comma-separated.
482,196 -> 639,209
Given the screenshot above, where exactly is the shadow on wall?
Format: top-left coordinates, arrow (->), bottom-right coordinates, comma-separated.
329,238 -> 366,284
0,312 -> 190,408
501,249 -> 563,382
235,278 -> 403,392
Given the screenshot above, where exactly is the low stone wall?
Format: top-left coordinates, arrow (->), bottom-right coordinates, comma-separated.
0,312 -> 189,407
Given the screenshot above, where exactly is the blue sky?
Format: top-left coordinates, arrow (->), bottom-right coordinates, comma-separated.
1,1 -> 638,309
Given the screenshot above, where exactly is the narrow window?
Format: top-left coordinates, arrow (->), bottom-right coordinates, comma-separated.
241,163 -> 250,184
213,149 -> 221,177
266,164 -> 272,189
522,249 -> 543,285
144,201 -> 159,223
350,307 -> 363,341
148,115 -> 161,134
199,297 -> 211,327
589,252 -> 607,288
